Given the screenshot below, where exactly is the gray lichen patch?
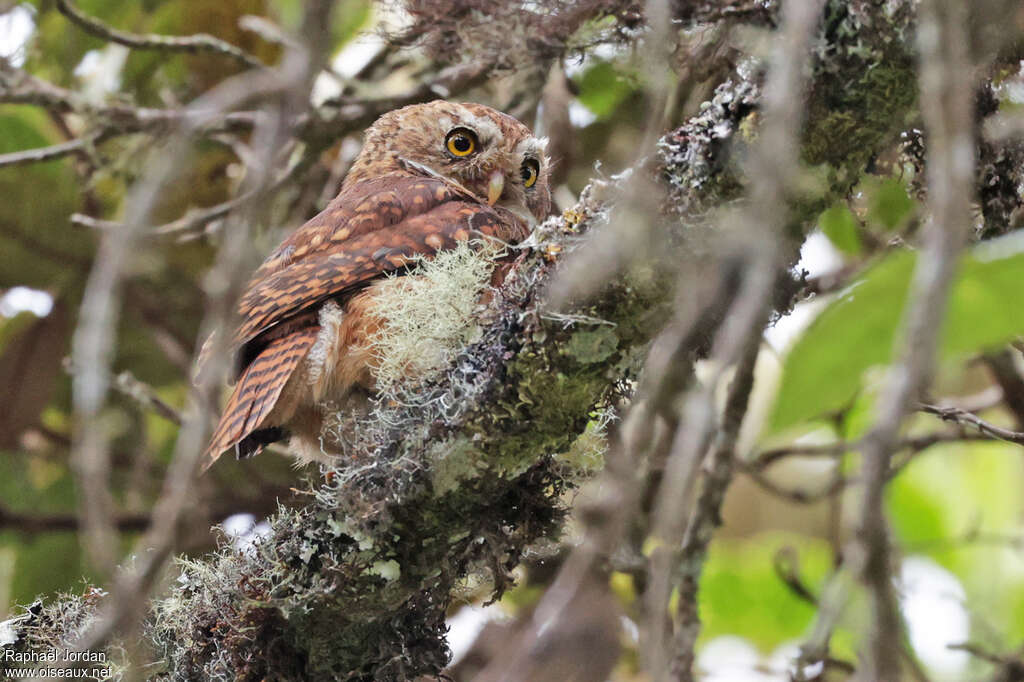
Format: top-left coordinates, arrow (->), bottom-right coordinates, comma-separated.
3,589 -> 126,680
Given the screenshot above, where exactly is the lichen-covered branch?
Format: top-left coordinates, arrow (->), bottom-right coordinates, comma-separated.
141,170 -> 667,680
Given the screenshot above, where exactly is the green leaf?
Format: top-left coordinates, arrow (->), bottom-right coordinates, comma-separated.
818,204 -> 862,255
771,250 -> 913,430
574,60 -> 636,121
700,533 -> 832,651
771,233 -> 1024,430
866,177 -> 915,232
942,239 -> 1024,355
887,465 -> 949,546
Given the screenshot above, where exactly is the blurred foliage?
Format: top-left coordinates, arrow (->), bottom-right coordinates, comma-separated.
573,58 -> 637,121
700,533 -> 832,650
818,203 -> 862,256
888,438 -> 1024,647
773,232 -> 1024,430
0,449 -> 93,602
0,107 -> 86,290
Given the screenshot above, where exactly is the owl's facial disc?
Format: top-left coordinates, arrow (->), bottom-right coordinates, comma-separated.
434,124 -> 542,223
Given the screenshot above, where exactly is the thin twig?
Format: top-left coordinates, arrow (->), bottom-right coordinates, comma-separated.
71,151 -> 306,237
739,462 -> 852,505
649,1 -> 825,678
773,546 -> 822,607
56,0 -> 266,70
851,0 -> 977,678
113,371 -> 182,425
0,134 -> 95,168
671,334 -> 761,676
919,403 -> 1024,445
750,429 -> 993,471
948,641 -> 1024,674
0,504 -> 151,533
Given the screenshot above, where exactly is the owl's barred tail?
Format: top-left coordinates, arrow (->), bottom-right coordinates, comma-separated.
201,327 -> 319,472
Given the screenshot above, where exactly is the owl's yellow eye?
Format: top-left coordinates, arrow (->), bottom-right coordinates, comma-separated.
445,128 -> 477,157
521,159 -> 539,188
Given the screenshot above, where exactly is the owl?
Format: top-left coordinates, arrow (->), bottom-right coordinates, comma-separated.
203,101 -> 551,470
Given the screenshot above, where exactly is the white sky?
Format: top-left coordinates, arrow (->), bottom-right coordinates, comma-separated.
0,286 -> 53,317
0,4 -> 33,67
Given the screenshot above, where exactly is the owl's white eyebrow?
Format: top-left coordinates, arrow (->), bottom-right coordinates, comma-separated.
515,137 -> 548,158
458,111 -> 500,144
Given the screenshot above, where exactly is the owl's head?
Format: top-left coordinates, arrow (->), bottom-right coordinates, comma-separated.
345,101 -> 552,225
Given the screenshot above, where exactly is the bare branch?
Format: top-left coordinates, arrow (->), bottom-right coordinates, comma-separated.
919,403 -> 1024,446
750,429 -> 994,471
0,135 -> 96,168
671,334 -> 761,677
55,0 -> 267,70
646,1 -> 826,678
0,505 -> 150,533
113,371 -> 182,426
71,150 -> 306,237
740,462 -> 852,505
852,0 -> 977,677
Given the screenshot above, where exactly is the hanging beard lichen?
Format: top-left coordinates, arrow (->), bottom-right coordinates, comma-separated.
362,239 -> 502,391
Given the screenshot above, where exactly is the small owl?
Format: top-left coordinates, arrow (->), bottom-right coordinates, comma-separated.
203,101 -> 551,470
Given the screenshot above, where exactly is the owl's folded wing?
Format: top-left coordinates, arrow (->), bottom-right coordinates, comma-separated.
233,197 -> 514,351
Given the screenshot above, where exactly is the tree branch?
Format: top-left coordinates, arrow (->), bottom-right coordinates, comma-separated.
919,403 -> 1024,446
0,505 -> 151,533
0,135 -> 96,168
55,0 -> 267,70
852,0 -> 977,677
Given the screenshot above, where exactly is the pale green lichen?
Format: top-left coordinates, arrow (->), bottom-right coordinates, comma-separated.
368,560 -> 401,581
364,240 -> 500,390
553,410 -> 612,483
427,436 -> 485,496
565,326 -> 619,364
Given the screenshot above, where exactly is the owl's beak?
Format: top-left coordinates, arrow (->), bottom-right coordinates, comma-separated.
486,171 -> 505,206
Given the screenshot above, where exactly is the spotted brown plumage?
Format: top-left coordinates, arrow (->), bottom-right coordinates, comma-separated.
233,182 -> 524,349
203,102 -> 551,470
